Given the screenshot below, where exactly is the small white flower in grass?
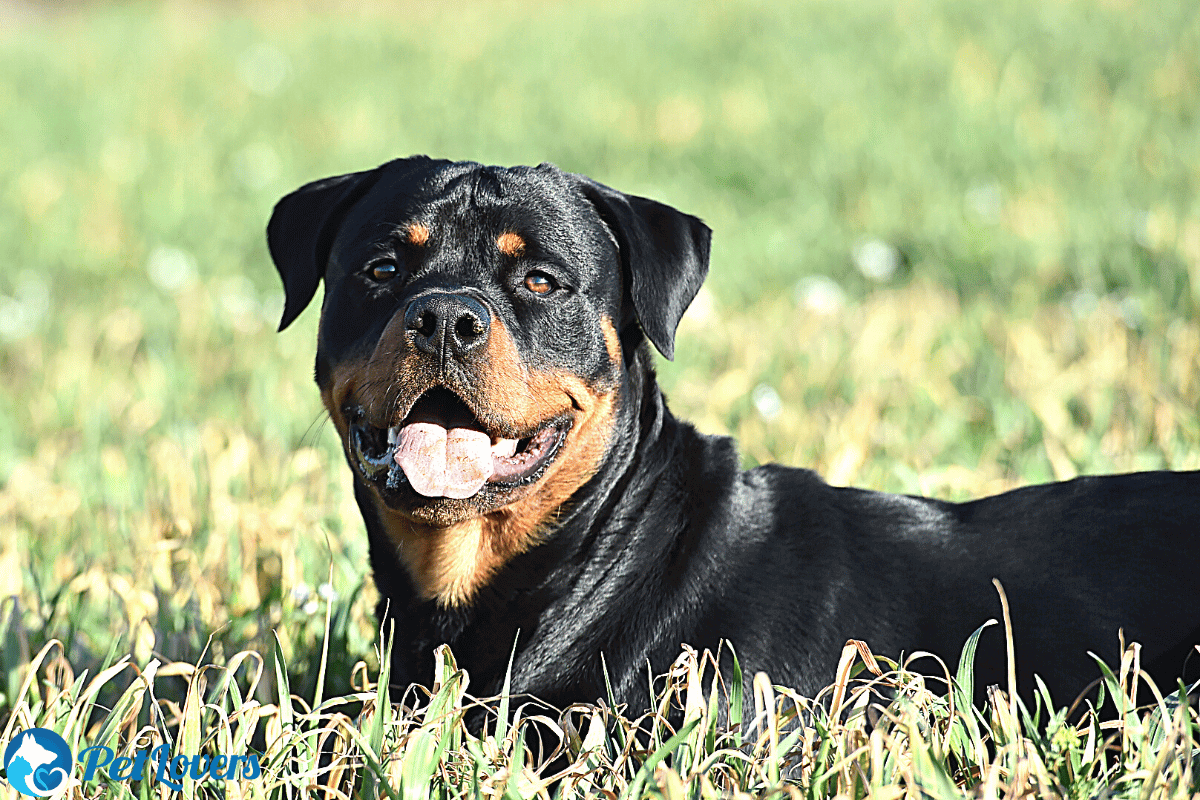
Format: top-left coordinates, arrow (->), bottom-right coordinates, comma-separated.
238,43 -> 290,95
852,238 -> 900,282
794,275 -> 845,315
679,285 -> 716,329
965,184 -> 1003,224
1068,291 -> 1098,318
261,289 -> 285,325
290,583 -> 311,604
218,276 -> 263,334
318,582 -> 338,603
1118,296 -> 1144,331
147,246 -> 197,292
752,383 -> 782,421
0,271 -> 50,341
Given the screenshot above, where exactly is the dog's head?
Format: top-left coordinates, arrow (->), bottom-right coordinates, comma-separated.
268,157 -> 709,602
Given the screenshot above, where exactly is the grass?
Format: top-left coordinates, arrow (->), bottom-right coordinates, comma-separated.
0,0 -> 1198,795
5,624 -> 1200,798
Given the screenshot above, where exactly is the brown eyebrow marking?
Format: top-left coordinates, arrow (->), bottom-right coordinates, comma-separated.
407,222 -> 430,245
496,232 -> 526,258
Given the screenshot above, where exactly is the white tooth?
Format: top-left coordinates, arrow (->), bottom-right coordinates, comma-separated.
491,438 -> 519,459
387,426 -> 399,445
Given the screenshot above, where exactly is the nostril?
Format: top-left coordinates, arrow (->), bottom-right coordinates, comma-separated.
456,314 -> 485,341
413,310 -> 438,338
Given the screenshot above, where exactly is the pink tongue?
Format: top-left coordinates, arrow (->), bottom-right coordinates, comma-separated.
394,423 -> 494,499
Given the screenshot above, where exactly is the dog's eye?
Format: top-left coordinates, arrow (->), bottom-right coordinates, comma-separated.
523,272 -> 557,295
370,261 -> 400,282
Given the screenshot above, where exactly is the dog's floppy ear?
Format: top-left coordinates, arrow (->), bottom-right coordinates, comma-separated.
572,176 -> 711,360
267,168 -> 380,331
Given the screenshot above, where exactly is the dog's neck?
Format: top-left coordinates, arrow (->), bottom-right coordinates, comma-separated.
444,352 -> 743,705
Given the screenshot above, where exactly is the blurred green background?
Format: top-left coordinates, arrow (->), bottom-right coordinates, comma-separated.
0,0 -> 1197,700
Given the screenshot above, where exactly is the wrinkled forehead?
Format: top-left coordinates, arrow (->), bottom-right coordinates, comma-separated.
329,162 -> 615,268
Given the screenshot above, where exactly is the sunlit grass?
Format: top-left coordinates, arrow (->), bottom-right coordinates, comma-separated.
3,626 -> 1198,798
1,0 -> 1198,795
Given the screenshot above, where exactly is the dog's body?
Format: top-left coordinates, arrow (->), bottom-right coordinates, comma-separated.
269,156 -> 1200,713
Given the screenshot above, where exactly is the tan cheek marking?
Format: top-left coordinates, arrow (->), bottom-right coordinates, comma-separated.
470,316 -> 575,426
496,232 -> 526,258
322,355 -> 371,439
600,315 -> 622,365
474,317 -> 620,429
323,313 -> 437,433
407,222 -> 430,245
478,383 -> 616,576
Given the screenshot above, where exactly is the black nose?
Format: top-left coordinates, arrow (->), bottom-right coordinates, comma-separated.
404,292 -> 491,358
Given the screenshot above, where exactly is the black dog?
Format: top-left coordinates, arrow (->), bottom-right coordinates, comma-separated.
268,156 -> 1200,714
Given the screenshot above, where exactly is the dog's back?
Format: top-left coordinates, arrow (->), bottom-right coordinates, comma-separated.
738,467 -> 1200,702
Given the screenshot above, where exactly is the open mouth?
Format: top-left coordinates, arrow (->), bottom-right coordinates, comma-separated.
348,387 -> 570,500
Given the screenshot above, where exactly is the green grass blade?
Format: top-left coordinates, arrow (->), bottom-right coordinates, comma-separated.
620,718 -> 699,800
494,632 -> 519,742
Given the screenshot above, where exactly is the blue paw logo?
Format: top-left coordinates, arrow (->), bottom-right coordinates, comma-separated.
4,728 -> 73,797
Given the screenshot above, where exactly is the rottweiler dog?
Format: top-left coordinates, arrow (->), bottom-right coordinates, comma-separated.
268,156 -> 1200,714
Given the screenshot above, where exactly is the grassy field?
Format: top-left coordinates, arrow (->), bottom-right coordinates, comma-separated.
1,0 -> 1198,796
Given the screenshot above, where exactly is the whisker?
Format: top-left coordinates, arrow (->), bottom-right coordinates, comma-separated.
301,410 -> 333,450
